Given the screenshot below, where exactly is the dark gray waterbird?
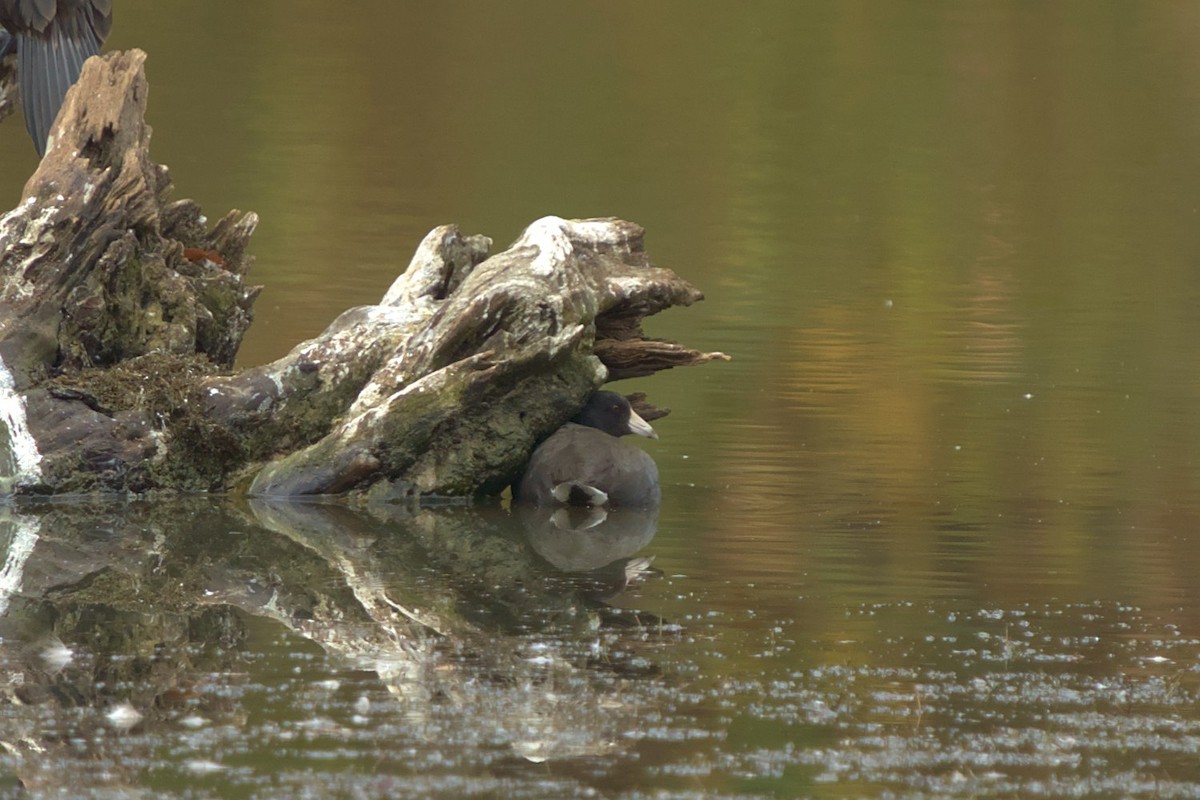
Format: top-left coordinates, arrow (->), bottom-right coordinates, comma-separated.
515,391 -> 661,509
0,0 -> 113,156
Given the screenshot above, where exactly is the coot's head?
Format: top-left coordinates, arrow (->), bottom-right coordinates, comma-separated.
572,391 -> 658,439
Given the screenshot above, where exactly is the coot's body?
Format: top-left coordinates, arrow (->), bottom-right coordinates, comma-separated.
0,0 -> 113,155
515,391 -> 661,510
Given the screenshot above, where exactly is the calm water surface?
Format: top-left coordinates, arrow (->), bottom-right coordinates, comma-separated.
2,2 -> 1200,797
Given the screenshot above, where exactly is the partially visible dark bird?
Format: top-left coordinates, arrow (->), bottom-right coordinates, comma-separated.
515,391 -> 661,509
0,0 -> 112,156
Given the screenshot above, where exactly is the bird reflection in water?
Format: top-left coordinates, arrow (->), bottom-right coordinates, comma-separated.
517,505 -> 660,603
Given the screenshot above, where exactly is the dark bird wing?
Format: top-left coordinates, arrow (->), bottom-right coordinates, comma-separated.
516,425 -> 661,509
0,0 -> 112,155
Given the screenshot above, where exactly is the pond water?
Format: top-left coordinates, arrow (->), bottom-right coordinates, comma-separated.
3,1 -> 1200,797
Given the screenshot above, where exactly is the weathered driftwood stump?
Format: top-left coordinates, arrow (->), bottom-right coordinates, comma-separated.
0,50 -> 726,498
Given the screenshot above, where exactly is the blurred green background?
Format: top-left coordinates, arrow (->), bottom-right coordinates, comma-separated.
4,0 -> 1200,612
3,0 -> 1199,625
3,3 -> 1200,792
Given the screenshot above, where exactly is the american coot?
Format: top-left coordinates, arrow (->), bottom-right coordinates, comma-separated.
0,0 -> 113,156
515,391 -> 661,509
